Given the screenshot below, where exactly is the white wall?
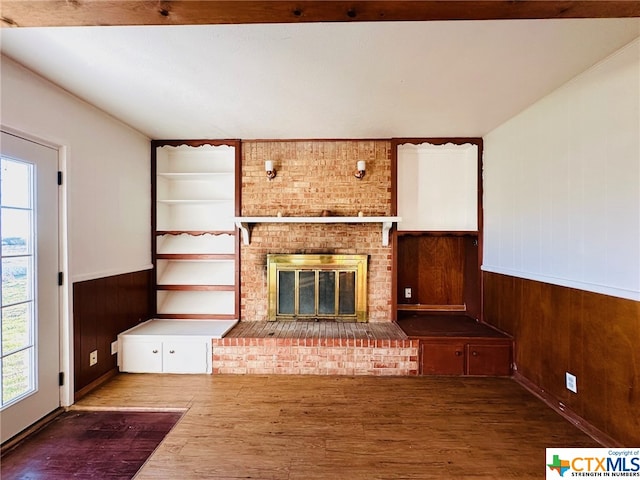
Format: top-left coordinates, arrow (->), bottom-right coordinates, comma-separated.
483,38 -> 640,301
397,142 -> 478,231
1,56 -> 152,282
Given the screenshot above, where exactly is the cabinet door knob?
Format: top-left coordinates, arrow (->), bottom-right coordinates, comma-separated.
472,351 -> 478,356
152,349 -> 158,354
455,351 -> 462,356
169,350 -> 175,354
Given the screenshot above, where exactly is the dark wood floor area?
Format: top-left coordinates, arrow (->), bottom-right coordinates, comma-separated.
71,373 -> 599,479
1,410 -> 182,480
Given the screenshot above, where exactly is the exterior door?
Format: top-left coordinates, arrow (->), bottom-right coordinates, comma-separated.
1,131 -> 60,443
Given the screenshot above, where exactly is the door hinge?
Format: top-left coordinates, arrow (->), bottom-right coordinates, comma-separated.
58,272 -> 64,286
57,171 -> 63,185
59,372 -> 64,386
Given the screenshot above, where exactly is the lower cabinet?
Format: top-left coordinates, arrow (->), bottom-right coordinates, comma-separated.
420,339 -> 512,376
119,339 -> 210,374
116,319 -> 238,374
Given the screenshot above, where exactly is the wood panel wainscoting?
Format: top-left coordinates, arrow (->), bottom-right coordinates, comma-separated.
73,269 -> 153,398
483,271 -> 640,446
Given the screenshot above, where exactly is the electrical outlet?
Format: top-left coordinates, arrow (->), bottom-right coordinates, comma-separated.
566,372 -> 577,393
89,350 -> 98,366
404,287 -> 412,299
111,341 -> 118,355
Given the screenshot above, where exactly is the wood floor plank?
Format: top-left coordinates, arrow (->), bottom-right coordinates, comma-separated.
74,374 -> 600,479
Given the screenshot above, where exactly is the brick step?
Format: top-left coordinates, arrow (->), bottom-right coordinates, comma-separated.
211,321 -> 419,376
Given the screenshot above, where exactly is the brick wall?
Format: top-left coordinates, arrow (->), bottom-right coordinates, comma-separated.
212,337 -> 419,375
240,140 -> 393,322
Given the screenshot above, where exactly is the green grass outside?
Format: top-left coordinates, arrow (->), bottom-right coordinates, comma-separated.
2,272 -> 34,405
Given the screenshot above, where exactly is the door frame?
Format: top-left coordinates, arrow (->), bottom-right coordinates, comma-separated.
1,126 -> 72,411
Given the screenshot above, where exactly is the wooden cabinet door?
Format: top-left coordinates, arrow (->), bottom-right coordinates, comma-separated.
466,343 -> 511,376
420,342 -> 465,375
163,341 -> 209,374
121,340 -> 163,373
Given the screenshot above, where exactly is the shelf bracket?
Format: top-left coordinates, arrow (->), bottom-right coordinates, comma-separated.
235,222 -> 251,245
382,221 -> 393,247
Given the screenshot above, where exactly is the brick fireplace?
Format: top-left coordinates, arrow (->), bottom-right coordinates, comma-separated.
240,140 -> 393,322
212,140 -> 417,375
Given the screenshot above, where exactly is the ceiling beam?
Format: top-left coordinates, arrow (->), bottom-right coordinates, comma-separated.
1,1 -> 639,28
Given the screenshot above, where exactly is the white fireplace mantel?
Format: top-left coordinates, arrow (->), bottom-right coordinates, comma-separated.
233,216 -> 401,247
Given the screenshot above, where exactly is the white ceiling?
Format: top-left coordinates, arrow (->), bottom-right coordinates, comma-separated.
1,18 -> 639,140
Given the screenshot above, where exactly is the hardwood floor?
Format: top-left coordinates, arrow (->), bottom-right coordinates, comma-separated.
73,374 -> 600,479
1,410 -> 181,480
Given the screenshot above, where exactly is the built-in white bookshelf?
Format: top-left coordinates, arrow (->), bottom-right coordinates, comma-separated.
156,291 -> 236,315
156,233 -> 236,255
153,142 -> 239,319
156,259 -> 235,286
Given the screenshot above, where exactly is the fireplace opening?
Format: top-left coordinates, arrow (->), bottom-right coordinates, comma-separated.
267,254 -> 368,322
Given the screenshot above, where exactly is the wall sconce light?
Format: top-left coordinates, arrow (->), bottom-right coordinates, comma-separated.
265,160 -> 276,180
354,160 -> 366,179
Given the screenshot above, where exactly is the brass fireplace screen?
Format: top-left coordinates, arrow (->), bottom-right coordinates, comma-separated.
267,254 -> 368,322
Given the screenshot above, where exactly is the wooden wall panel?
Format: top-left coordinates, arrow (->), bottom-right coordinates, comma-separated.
580,290 -> 605,425
397,235 -> 468,307
463,236 -> 480,319
73,269 -> 153,395
483,271 -> 640,445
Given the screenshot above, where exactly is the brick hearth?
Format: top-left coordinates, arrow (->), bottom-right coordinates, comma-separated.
212,322 -> 419,376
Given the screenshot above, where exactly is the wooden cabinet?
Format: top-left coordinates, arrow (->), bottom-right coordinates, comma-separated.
420,339 -> 512,376
117,319 -> 237,374
152,140 -> 240,319
394,139 -> 507,376
466,343 -> 512,376
118,335 -> 210,374
120,340 -> 164,373
119,338 -> 210,374
393,138 -> 482,320
420,342 -> 466,375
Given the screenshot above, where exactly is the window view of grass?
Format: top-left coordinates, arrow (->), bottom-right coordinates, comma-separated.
2,156 -> 36,407
2,234 -> 35,406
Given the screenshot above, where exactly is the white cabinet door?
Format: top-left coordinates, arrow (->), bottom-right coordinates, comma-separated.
121,340 -> 163,373
163,340 -> 209,373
